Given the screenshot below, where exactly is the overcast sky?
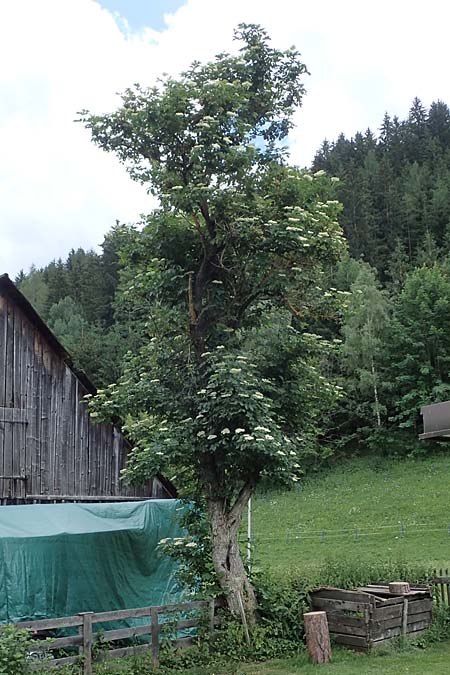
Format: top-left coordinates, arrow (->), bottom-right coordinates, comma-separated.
2,0 -> 450,277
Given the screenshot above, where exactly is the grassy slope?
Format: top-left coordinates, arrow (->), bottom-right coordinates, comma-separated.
251,454 -> 450,574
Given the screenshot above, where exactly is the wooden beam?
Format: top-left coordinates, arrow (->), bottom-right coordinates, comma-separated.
25,495 -> 150,502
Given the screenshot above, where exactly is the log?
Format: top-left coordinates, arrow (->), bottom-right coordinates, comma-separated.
304,611 -> 332,664
389,582 -> 410,595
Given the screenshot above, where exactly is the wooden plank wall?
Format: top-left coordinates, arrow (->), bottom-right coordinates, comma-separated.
0,290 -> 168,502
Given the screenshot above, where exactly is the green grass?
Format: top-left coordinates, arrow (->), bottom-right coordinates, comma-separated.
251,454 -> 450,573
161,642 -> 450,674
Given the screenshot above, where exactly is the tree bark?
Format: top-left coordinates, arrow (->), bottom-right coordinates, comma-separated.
388,581 -> 410,595
304,611 -> 332,664
370,358 -> 381,427
207,491 -> 257,625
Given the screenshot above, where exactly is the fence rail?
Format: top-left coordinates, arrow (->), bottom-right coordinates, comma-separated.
14,599 -> 217,674
432,569 -> 450,606
10,577 -> 450,672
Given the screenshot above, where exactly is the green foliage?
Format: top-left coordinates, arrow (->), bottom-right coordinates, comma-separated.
386,264 -> 450,429
158,502 -> 221,597
18,233 -> 127,387
20,94 -> 450,465
0,625 -> 43,675
18,265 -> 49,317
310,558 -> 430,589
81,23 -> 346,611
337,263 -> 391,432
414,605 -> 450,648
82,23 -> 308,194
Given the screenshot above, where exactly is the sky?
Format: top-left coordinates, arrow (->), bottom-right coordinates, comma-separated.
2,0 -> 450,277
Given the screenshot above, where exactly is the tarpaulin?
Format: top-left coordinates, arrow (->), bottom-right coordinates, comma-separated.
0,500 -> 184,623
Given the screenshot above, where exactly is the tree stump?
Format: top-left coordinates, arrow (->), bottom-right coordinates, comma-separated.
389,581 -> 410,595
304,611 -> 332,664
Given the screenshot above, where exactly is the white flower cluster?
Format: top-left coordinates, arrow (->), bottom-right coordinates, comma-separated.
159,537 -> 198,549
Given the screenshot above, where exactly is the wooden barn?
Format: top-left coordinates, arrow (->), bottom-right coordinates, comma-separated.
420,400 -> 450,441
0,274 -> 175,503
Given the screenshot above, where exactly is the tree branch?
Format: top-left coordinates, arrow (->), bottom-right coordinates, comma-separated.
188,272 -> 197,326
230,481 -> 254,521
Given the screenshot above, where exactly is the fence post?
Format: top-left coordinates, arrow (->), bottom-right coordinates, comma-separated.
79,612 -> 94,675
151,607 -> 160,668
401,598 -> 408,637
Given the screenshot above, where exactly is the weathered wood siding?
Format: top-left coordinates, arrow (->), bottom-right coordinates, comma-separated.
310,585 -> 433,651
0,287 -> 170,502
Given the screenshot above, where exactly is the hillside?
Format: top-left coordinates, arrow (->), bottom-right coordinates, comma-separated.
251,454 -> 450,574
314,98 -> 450,277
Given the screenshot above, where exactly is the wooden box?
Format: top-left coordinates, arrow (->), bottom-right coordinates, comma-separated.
310,584 -> 432,651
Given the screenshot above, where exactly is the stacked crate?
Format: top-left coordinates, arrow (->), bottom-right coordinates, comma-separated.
310,584 -> 432,651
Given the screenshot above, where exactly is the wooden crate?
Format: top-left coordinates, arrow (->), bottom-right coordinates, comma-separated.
310,584 -> 432,651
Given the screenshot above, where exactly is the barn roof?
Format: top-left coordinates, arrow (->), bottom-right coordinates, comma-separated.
0,273 -> 95,393
0,273 -> 177,498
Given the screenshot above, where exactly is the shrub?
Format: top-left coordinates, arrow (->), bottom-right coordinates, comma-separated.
310,557 -> 431,589
0,625 -> 44,675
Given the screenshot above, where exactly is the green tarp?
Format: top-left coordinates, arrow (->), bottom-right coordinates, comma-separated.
0,500 -> 184,623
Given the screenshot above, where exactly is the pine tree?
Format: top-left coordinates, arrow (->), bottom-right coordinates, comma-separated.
416,230 -> 440,267
386,264 -> 450,429
386,239 -> 410,292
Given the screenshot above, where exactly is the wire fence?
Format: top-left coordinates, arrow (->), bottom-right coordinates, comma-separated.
239,522 -> 450,546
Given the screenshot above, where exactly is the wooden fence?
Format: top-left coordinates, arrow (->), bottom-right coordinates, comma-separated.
16,599 -> 217,674
432,569 -> 450,605
13,577 -> 450,673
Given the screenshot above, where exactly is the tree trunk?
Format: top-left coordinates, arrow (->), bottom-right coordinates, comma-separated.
208,494 -> 257,625
304,611 -> 332,664
371,359 -> 381,427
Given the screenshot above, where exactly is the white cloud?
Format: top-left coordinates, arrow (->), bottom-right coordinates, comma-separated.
2,0 -> 450,276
